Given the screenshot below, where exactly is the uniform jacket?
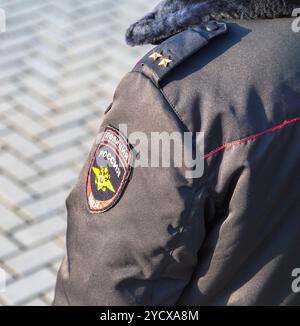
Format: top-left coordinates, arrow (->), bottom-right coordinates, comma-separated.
54,0 -> 300,305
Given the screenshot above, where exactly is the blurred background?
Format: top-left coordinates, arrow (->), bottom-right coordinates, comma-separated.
0,0 -> 156,306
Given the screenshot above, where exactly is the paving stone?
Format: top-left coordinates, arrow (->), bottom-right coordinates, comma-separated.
0,175 -> 31,204
0,235 -> 19,259
25,57 -> 60,80
21,75 -> 55,98
20,191 -> 66,219
0,121 -> 9,134
43,288 -> 55,305
0,65 -> 24,81
0,103 -> 11,114
0,263 -> 13,283
52,88 -> 96,108
0,152 -> 36,180
0,84 -> 16,97
0,204 -> 24,231
5,0 -> 48,18
25,298 -> 48,306
14,93 -> 51,116
42,125 -> 90,148
6,242 -> 65,275
13,216 -> 66,247
46,107 -> 94,128
6,112 -> 46,136
1,269 -> 56,305
35,146 -> 83,171
2,133 -> 42,158
0,268 -> 6,292
29,168 -> 77,193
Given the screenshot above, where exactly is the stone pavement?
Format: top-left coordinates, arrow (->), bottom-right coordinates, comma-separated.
0,0 -> 154,306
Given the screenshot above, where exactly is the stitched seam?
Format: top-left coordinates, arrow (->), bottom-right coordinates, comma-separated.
56,257 -> 72,306
130,71 -> 190,133
129,71 -> 209,295
159,87 -> 190,133
204,116 -> 300,160
150,84 -> 209,282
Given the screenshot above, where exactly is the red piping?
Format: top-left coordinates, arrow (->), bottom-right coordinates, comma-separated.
203,116 -> 300,160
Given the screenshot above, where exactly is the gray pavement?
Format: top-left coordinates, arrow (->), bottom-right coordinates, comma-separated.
0,0 -> 154,305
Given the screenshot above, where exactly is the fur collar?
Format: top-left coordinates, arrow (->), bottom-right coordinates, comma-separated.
126,0 -> 300,46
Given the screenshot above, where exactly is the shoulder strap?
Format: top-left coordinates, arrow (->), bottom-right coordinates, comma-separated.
133,21 -> 228,87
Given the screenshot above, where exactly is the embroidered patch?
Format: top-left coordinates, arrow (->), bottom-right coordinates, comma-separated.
86,126 -> 133,213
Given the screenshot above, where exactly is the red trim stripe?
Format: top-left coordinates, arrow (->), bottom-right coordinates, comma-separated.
203,116 -> 300,160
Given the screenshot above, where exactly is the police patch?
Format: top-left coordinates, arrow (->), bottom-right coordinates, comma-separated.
86,126 -> 133,213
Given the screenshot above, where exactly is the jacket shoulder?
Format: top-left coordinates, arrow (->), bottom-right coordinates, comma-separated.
132,20 -> 227,87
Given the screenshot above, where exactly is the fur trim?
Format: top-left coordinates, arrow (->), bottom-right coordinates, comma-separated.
126,0 -> 300,46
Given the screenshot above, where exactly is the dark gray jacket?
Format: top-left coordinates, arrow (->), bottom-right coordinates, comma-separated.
54,0 -> 300,305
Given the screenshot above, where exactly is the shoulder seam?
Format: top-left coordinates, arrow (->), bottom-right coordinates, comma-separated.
159,87 -> 191,133
130,70 -> 191,133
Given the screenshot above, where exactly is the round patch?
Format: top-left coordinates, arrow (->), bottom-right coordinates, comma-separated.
86,126 -> 133,213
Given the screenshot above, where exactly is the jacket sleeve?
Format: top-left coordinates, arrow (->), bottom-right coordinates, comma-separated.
53,71 -> 210,306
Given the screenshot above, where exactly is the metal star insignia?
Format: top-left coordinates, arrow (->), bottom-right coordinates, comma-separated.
149,51 -> 162,61
158,57 -> 173,68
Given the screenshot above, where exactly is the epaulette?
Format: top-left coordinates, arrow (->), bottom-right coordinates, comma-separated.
132,21 -> 227,87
